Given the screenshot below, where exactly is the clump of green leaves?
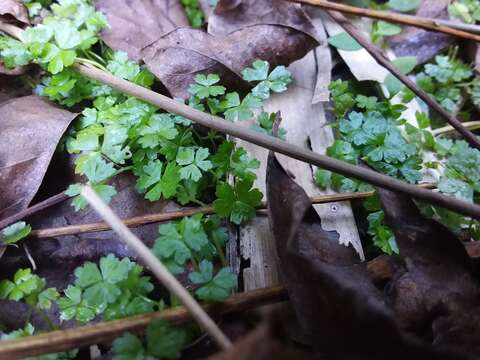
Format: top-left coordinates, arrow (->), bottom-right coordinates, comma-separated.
189,260 -> 236,301
1,0 -> 107,74
315,80 -> 430,254
416,50 -> 479,116
57,254 -> 155,323
0,268 -> 59,311
153,214 -> 236,301
60,59 -> 289,225
449,0 -> 480,24
112,319 -> 187,360
22,0 -> 53,17
181,0 -> 204,28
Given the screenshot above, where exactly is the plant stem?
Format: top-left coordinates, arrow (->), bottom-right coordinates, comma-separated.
34,306 -> 57,332
75,57 -> 108,73
432,121 -> 480,136
286,0 -> 480,41
0,192 -> 69,230
0,286 -> 287,359
30,184 -> 436,239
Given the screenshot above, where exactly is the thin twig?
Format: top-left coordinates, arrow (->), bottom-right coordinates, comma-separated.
0,286 -> 287,360
31,184 -> 436,239
324,10 -> 480,150
0,192 -> 69,230
80,186 -> 232,350
286,0 -> 480,41
432,121 -> 480,136
74,63 -> 480,219
1,22 -> 480,219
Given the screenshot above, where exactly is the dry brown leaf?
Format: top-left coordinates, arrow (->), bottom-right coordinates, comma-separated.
377,187 -> 480,357
265,151 -> 466,359
142,0 -> 317,98
388,0 -> 454,64
0,96 -> 77,219
95,0 -> 189,62
0,0 -> 29,24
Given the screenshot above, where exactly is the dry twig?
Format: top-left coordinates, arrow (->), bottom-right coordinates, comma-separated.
287,0 -> 480,41
81,186 -> 232,350
31,184 -> 436,239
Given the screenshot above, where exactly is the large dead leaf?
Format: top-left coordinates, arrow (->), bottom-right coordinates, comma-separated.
0,96 -> 77,219
388,0 -> 454,64
265,153 -> 466,359
142,0 -> 317,98
377,187 -> 480,357
0,0 -> 29,24
96,0 -> 189,62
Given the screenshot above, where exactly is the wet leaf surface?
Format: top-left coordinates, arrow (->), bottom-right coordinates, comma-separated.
96,0 -> 189,62
0,0 -> 29,24
377,187 -> 480,357
388,0 -> 454,64
142,0 -> 317,98
0,96 -> 77,219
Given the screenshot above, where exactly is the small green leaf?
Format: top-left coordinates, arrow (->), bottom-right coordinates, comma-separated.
327,32 -> 362,51
1,222 -> 32,245
387,0 -> 420,12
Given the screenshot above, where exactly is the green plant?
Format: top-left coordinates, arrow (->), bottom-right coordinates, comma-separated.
449,0 -> 480,24
1,323 -> 77,359
57,254 -> 155,323
1,221 -> 32,245
416,50 -> 478,116
181,0 -> 205,28
112,319 -> 187,360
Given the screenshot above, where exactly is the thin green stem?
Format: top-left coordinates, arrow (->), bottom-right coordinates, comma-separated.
34,306 -> 57,331
76,57 -> 109,73
432,121 -> 480,136
113,165 -> 133,177
192,199 -> 208,207
212,238 -> 227,267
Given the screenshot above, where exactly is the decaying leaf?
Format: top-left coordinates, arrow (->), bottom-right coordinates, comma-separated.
0,96 -> 77,219
142,0 -> 317,98
0,0 -> 29,24
388,0 -> 454,64
265,152 -> 467,359
96,0 -> 189,62
209,316 -> 324,360
377,187 -> 480,357
207,0 -> 318,39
